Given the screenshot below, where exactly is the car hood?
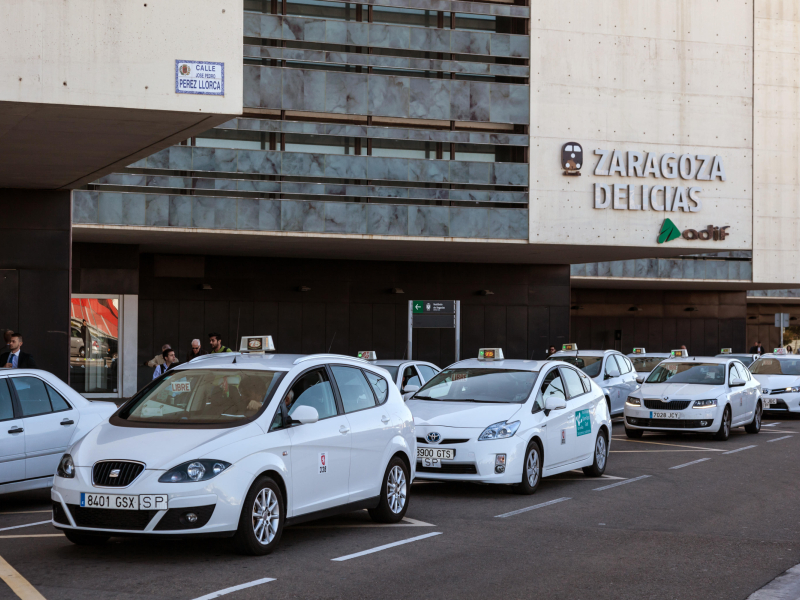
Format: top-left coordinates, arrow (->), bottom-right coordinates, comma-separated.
752,374 -> 800,390
70,421 -> 264,470
406,400 -> 522,427
638,382 -> 727,399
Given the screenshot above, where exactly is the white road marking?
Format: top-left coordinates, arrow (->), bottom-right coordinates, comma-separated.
0,521 -> 51,533
191,578 -> 276,600
762,423 -> 780,427
331,532 -> 442,561
293,516 -> 434,529
612,450 -> 720,453
670,458 -> 711,470
495,497 -> 571,518
593,475 -> 651,491
723,445 -> 757,455
611,437 -> 725,451
567,470 -> 625,480
767,435 -> 793,443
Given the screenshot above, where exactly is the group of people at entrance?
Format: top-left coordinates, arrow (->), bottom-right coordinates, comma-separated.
148,333 -> 233,380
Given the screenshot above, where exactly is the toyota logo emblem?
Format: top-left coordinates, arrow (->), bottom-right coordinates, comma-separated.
426,432 -> 441,443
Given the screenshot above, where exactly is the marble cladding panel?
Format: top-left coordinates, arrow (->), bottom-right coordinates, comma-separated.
324,202 -> 368,234
145,194 -> 168,226
282,152 -> 325,177
367,204 -> 407,236
369,24 -> 410,49
368,75 -> 410,117
325,154 -> 368,179
490,84 -> 529,124
576,259 -> 751,281
97,192 -> 123,225
169,196 -> 192,227
236,198 -> 260,231
258,200 -> 282,231
450,207 -> 488,238
408,159 -> 448,183
367,157 -> 409,181
325,72 -> 368,115
409,78 -> 450,121
72,191 -> 98,224
281,200 -> 325,232
409,206 -> 449,237
491,163 -> 529,186
487,208 -> 527,239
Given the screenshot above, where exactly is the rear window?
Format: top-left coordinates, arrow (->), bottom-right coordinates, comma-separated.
631,357 -> 666,373
550,355 -> 603,377
413,368 -> 538,403
646,363 -> 725,385
751,358 -> 800,376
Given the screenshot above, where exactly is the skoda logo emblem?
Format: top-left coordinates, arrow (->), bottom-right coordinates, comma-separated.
426,432 -> 441,444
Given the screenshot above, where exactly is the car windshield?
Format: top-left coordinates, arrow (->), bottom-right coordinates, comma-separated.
119,369 -> 283,425
646,363 -> 725,385
630,357 -> 666,373
413,368 -> 538,403
550,355 -> 603,377
750,358 -> 800,375
720,354 -> 755,366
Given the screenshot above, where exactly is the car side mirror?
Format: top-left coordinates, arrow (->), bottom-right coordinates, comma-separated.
730,377 -> 746,387
636,375 -> 645,384
403,384 -> 420,394
544,396 -> 567,412
290,405 -> 319,424
605,365 -> 620,379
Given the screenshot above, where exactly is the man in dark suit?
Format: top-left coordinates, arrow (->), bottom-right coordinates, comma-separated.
749,341 -> 765,355
0,333 -> 36,369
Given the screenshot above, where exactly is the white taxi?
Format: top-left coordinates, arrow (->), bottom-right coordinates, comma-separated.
750,351 -> 800,414
715,349 -> 760,368
406,349 -> 611,495
356,351 -> 440,399
627,348 -> 670,384
624,356 -> 762,440
52,338 -> 415,555
548,345 -> 638,416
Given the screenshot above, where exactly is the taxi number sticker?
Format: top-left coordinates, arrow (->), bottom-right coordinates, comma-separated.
319,452 -> 327,474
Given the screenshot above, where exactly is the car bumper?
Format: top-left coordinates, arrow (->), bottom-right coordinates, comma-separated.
51,466 -> 243,536
413,428 -> 526,485
623,406 -> 720,431
762,393 -> 800,413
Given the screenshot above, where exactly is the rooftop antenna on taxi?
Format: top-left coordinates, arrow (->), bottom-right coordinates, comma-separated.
328,331 -> 337,353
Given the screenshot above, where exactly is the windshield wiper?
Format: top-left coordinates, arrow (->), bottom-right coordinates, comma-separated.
448,398 -> 501,403
411,395 -> 438,400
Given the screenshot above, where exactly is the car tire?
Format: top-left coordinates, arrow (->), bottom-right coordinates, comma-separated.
745,403 -> 762,434
582,430 -> 608,477
64,529 -> 109,546
368,457 -> 409,523
513,441 -> 542,495
714,406 -> 732,441
232,475 -> 284,556
624,426 -> 644,439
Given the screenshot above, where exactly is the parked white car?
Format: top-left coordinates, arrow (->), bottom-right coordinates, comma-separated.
357,353 -> 440,400
627,349 -> 670,383
406,349 -> 612,494
624,357 -> 762,440
52,349 -> 415,555
750,354 -> 800,414
1,369 -> 116,494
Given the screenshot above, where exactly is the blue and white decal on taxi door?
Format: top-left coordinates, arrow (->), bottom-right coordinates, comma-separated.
576,409 -> 592,436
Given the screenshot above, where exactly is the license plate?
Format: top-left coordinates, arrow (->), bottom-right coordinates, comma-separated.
650,411 -> 681,419
417,447 -> 455,460
80,493 -> 168,511
421,457 -> 441,468
763,398 -> 776,406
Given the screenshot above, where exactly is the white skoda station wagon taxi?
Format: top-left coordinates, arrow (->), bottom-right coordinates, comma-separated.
624,356 -> 762,440
406,349 -> 612,494
52,338 -> 415,555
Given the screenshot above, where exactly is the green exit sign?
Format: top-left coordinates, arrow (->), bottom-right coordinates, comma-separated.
412,301 -> 424,313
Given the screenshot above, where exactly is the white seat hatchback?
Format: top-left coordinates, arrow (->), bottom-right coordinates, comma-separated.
51,342 -> 415,555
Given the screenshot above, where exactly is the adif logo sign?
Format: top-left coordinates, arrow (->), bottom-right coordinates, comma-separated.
657,218 -> 730,244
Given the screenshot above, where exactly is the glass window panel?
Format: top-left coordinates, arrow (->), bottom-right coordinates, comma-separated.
417,365 -> 438,382
332,366 -> 376,413
561,368 -> 585,399
47,384 -> 71,412
0,380 -> 13,421
364,370 -> 389,404
70,297 -> 120,396
401,366 -> 421,389
12,377 -> 53,417
271,368 -> 337,430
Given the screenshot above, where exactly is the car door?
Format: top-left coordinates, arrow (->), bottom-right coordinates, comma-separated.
602,356 -> 624,414
733,362 -> 755,424
726,363 -> 745,423
538,368 -> 574,470
0,378 -> 25,484
282,367 -> 352,515
560,367 -> 595,462
12,376 -> 79,480
330,365 -> 395,503
619,355 -> 640,397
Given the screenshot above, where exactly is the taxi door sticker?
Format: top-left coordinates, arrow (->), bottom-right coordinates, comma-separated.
561,430 -> 566,445
576,409 -> 592,437
319,452 -> 327,474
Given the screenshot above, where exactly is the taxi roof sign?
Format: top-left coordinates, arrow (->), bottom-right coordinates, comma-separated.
478,348 -> 504,361
670,349 -> 689,357
239,335 -> 275,353
774,348 -> 788,355
562,343 -> 578,351
357,351 -> 377,361
720,348 -> 732,354
632,347 -> 646,354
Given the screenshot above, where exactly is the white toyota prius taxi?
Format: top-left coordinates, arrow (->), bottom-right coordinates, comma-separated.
749,351 -> 800,414
624,356 -> 762,440
406,349 -> 612,495
51,337 -> 415,555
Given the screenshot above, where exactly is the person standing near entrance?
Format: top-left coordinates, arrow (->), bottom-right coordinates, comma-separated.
209,333 -> 232,354
152,348 -> 179,379
1,333 -> 36,369
186,339 -> 207,362
749,341 -> 765,355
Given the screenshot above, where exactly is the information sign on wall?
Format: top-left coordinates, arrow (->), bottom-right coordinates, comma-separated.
175,60 -> 225,96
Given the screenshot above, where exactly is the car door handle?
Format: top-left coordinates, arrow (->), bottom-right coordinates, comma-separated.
339,425 -> 350,434
8,426 -> 23,434
381,415 -> 390,424
60,419 -> 75,426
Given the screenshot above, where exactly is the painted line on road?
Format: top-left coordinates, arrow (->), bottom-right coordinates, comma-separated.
0,553 -> 47,600
593,475 -> 651,491
567,470 -> 626,480
495,497 -> 571,518
723,445 -> 757,455
670,458 -> 711,469
191,578 -> 276,600
331,532 -> 442,562
611,437 -> 725,451
293,516 -> 434,529
767,435 -> 793,443
612,450 -> 721,453
0,521 -> 51,533
763,422 -> 780,427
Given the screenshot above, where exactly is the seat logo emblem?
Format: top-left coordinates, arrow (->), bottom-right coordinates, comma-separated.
109,469 -> 120,478
426,432 -> 441,443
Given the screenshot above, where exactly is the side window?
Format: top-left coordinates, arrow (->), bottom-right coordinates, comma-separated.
11,377 -> 53,417
728,364 -> 737,384
401,366 -> 421,389
560,368 -> 585,399
733,363 -> 748,381
623,356 -> 634,374
364,370 -> 389,404
0,380 -> 14,421
579,371 -> 592,393
270,368 -> 337,430
417,365 -> 438,382
613,355 -> 630,375
46,384 -> 71,412
331,366 -> 377,413
536,369 -> 566,408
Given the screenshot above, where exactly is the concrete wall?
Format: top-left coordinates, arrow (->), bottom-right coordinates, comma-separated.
530,0 -> 753,253
753,1 -> 800,283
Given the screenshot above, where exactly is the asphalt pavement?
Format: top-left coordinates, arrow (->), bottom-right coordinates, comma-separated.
0,416 -> 798,600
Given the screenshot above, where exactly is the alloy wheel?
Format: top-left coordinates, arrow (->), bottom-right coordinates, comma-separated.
526,448 -> 540,487
252,488 -> 280,545
387,465 -> 407,514
596,435 -> 607,470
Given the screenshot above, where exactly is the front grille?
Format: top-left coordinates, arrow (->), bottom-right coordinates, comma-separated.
417,463 -> 478,474
643,399 -> 691,410
765,400 -> 788,410
52,502 -> 69,525
627,417 -> 713,429
92,461 -> 145,487
154,505 -> 216,531
417,438 -> 470,445
67,504 -> 157,531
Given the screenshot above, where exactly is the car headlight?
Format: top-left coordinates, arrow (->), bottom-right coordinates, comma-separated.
626,396 -> 641,406
57,454 -> 75,478
478,421 -> 520,441
158,460 -> 231,483
693,399 -> 717,409
782,387 -> 800,393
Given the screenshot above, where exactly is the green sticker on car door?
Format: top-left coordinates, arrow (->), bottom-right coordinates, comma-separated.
576,409 -> 592,437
